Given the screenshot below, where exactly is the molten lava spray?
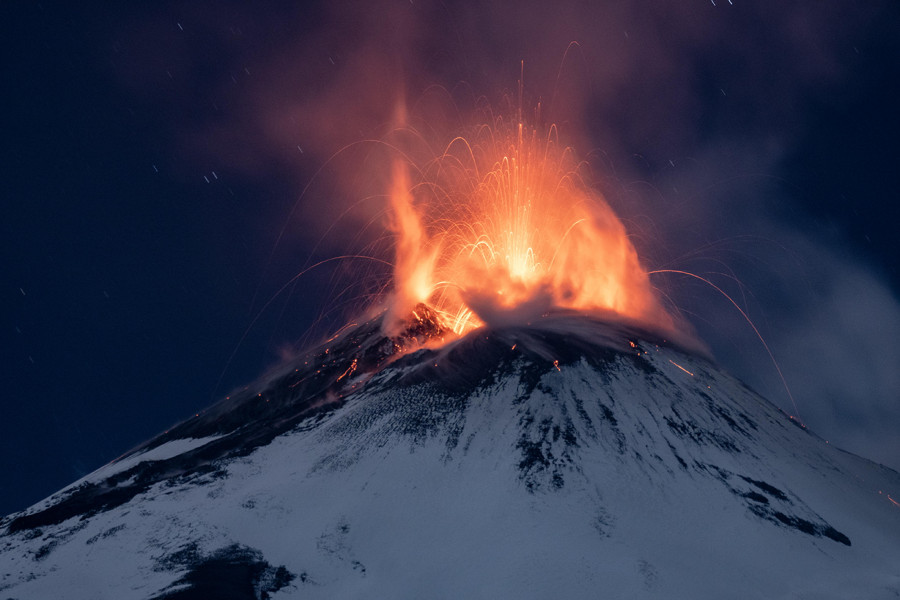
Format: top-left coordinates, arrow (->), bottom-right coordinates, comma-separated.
383,160 -> 438,328
384,104 -> 677,339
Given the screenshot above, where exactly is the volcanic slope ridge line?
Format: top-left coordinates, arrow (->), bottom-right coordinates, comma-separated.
2,306 -> 900,599
2,306 -> 682,533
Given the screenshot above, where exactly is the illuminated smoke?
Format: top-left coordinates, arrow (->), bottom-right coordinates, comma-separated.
383,94 -> 682,342
383,159 -> 439,332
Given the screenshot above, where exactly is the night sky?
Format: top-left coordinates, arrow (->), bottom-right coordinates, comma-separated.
3,1 -> 899,517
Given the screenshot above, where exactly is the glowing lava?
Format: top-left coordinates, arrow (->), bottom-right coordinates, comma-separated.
384,105 -> 677,340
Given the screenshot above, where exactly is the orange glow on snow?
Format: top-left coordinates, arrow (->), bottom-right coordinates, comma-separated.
668,359 -> 695,377
384,106 -> 676,339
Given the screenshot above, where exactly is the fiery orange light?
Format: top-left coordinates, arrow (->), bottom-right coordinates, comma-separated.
668,359 -> 695,377
384,104 -> 677,340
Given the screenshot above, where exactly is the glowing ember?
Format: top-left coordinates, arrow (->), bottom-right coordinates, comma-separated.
383,102 -> 677,340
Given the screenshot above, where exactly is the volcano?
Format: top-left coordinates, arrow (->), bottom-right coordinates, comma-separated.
1,307 -> 899,599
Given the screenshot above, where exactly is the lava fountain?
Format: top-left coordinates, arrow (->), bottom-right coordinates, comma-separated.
382,100 -> 679,341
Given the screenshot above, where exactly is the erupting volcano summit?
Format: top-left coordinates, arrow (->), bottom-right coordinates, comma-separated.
2,102 -> 899,599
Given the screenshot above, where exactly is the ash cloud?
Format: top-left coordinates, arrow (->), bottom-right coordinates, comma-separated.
111,1 -> 900,470
776,257 -> 900,469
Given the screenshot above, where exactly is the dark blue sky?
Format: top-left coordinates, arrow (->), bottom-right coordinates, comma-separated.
3,1 -> 899,517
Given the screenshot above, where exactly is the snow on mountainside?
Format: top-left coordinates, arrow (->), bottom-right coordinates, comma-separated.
1,308 -> 899,599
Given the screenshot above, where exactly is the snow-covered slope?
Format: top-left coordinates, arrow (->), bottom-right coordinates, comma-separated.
2,309 -> 899,599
